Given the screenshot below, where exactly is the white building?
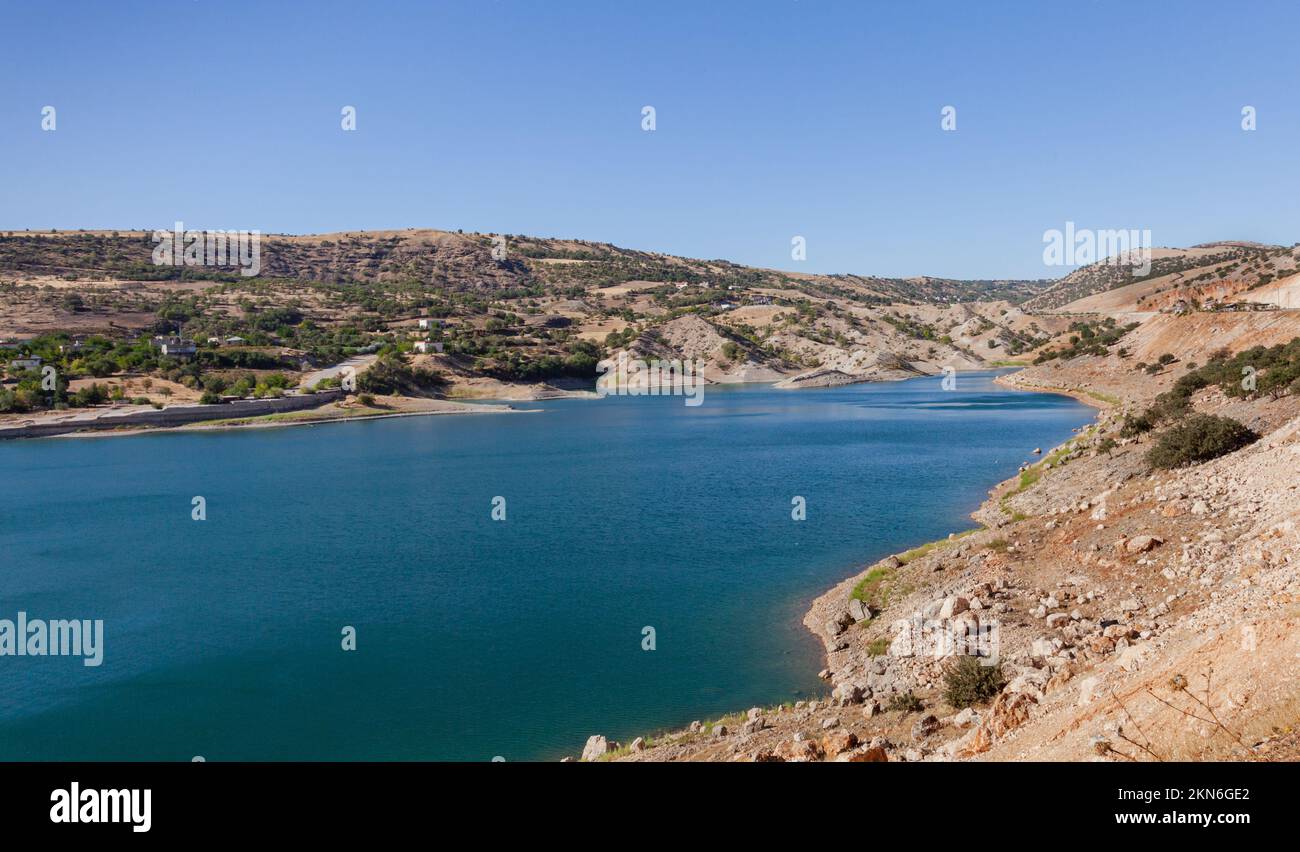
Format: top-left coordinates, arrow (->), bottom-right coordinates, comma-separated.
153,336 -> 197,358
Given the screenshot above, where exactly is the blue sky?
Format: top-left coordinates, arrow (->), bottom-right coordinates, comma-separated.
2,0 -> 1297,279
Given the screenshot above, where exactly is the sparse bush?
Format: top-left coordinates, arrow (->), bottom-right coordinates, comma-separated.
942,655 -> 1006,708
885,691 -> 924,714
1120,411 -> 1155,438
1146,414 -> 1258,470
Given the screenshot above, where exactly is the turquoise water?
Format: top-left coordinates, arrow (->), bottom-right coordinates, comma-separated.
0,371 -> 1091,761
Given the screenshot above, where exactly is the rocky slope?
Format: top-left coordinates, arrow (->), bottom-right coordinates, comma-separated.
581,325 -> 1300,763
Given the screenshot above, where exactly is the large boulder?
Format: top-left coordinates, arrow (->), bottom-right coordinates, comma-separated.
1117,644 -> 1147,672
838,745 -> 889,762
1125,535 -> 1164,554
821,731 -> 859,757
581,735 -> 611,762
953,724 -> 993,757
825,610 -> 853,637
911,714 -> 941,740
833,681 -> 867,706
939,596 -> 971,619
776,738 -> 824,762
986,690 -> 1036,737
848,598 -> 871,623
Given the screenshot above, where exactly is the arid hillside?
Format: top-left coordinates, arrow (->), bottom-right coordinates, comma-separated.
1023,242 -> 1297,318
587,311 -> 1300,763
0,229 -> 1065,423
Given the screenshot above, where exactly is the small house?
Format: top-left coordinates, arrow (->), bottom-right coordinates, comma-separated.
8,356 -> 42,371
154,336 -> 197,358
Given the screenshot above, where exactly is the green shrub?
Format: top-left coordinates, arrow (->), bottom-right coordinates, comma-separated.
885,691 -> 924,714
942,656 -> 1006,708
199,390 -> 222,405
1119,412 -> 1153,438
866,638 -> 891,657
1146,414 -> 1258,470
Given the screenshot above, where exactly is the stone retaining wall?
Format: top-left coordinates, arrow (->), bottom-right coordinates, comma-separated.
0,390 -> 344,439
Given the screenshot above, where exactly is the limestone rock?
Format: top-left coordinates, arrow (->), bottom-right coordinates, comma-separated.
1125,535 -> 1164,554
821,731 -> 859,757
939,596 -> 970,619
839,745 -> 889,762
582,735 -> 611,762
911,714 -> 941,740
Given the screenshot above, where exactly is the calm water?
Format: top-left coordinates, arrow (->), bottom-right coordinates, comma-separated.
0,371 -> 1090,761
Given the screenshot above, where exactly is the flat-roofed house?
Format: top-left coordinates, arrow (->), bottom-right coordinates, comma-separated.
153,336 -> 197,358
8,355 -> 42,371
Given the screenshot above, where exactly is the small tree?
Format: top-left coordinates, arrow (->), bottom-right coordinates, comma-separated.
1146,414 -> 1258,469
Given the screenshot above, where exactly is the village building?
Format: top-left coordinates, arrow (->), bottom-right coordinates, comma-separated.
8,355 -> 42,371
152,336 -> 197,358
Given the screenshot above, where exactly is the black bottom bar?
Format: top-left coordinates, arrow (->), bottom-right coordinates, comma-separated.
2,761 -> 1284,837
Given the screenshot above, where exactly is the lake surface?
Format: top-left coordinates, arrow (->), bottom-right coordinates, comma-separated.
0,371 -> 1091,761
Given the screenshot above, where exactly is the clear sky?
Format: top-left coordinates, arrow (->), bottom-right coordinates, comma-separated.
2,0 -> 1298,279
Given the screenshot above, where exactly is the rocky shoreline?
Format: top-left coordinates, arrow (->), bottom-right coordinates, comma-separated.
579,359 -> 1300,762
